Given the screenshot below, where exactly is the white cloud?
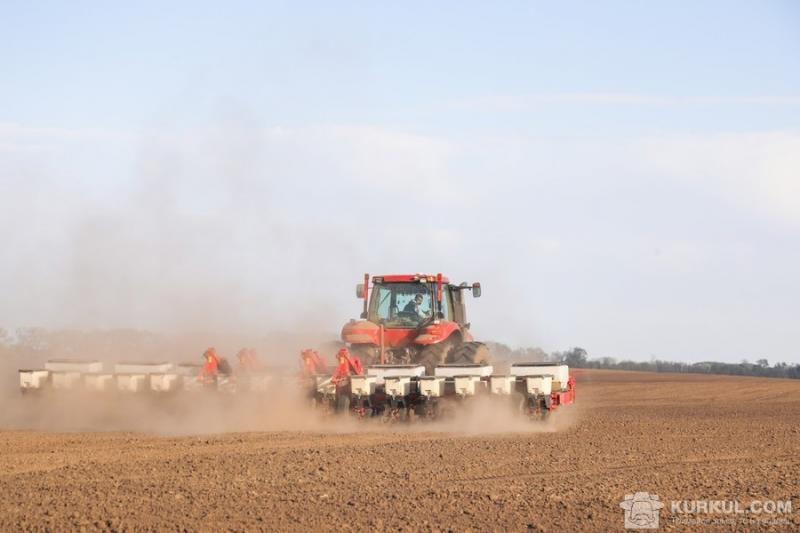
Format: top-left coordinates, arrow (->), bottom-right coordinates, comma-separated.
639,131 -> 800,228
449,93 -> 800,112
0,122 -> 129,152
291,124 -> 457,197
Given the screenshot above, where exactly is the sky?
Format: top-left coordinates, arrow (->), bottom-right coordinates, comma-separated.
1,1 -> 799,363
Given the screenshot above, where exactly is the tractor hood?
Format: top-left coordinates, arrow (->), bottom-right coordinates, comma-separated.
341,319 -> 418,347
341,320 -> 380,345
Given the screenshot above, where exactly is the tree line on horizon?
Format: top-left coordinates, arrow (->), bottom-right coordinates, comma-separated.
485,342 -> 800,380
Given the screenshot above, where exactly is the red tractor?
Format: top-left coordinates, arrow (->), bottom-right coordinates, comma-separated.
340,273 -> 490,373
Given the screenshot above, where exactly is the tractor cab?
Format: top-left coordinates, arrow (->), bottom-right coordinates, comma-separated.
342,273 -> 485,370
369,281 -> 434,326
358,274 -> 480,328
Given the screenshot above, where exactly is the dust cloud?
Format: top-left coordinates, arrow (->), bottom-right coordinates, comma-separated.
0,377 -> 578,437
0,122 -> 363,426
0,381 -> 323,436
0,393 -> 577,437
0,123 -> 369,338
0,122 -> 568,437
0,328 -> 577,436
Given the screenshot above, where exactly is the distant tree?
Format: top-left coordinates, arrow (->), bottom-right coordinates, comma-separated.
557,347 -> 588,367
598,356 -> 617,368
487,340 -> 798,379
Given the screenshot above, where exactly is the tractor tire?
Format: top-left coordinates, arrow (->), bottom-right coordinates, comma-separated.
417,341 -> 454,375
448,341 -> 491,364
350,344 -> 379,366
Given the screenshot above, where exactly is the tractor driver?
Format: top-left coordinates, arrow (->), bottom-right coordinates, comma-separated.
403,293 -> 429,319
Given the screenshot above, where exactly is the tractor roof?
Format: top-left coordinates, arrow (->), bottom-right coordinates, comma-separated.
374,274 -> 451,284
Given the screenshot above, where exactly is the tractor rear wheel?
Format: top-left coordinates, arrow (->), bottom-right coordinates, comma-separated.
350,344 -> 379,366
417,341 -> 453,375
448,341 -> 491,364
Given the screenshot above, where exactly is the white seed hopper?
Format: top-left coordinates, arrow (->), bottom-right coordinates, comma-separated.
366,365 -> 425,384
510,363 -> 569,390
524,375 -> 553,396
434,364 -> 494,378
51,372 -> 83,390
116,374 -> 149,392
150,373 -> 181,392
19,370 -> 50,390
350,375 -> 377,396
418,376 -> 446,397
384,376 -> 414,397
489,375 -> 516,395
84,374 -> 115,392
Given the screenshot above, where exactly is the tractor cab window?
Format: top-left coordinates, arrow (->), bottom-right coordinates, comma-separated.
370,282 -> 432,328
439,286 -> 452,320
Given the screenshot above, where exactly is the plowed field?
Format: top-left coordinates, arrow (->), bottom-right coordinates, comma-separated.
2,370 -> 798,531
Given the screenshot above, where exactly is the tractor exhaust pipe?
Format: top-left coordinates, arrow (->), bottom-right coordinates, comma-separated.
379,324 -> 385,364
362,272 -> 369,317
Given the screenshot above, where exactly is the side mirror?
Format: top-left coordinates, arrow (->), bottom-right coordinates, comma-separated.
356,283 -> 365,298
472,282 -> 481,298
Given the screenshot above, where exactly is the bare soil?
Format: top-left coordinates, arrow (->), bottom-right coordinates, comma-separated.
1,370 -> 798,531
